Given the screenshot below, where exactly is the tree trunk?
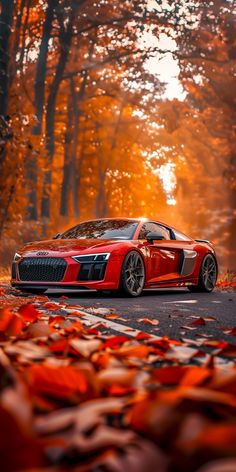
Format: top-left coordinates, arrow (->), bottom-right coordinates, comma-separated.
60,90 -> 74,217
9,0 -> 26,85
41,8 -> 75,218
27,152 -> 38,220
71,120 -> 80,217
0,0 -> 14,117
17,0 -> 31,74
70,72 -> 89,218
33,0 -> 54,135
96,170 -> 108,218
227,180 -> 236,270
95,103 -> 124,218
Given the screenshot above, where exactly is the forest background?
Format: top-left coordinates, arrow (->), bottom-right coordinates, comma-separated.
0,0 -> 235,272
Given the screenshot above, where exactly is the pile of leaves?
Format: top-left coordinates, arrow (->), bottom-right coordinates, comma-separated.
217,272 -> 236,292
0,286 -> 236,472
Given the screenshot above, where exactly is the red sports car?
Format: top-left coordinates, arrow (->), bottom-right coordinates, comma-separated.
11,218 -> 218,297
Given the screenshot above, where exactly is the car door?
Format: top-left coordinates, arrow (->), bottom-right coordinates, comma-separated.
138,222 -> 196,285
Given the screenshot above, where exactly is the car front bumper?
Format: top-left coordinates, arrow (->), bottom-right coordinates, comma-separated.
11,254 -> 123,291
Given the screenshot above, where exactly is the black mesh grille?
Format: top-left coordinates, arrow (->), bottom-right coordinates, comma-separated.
19,258 -> 67,282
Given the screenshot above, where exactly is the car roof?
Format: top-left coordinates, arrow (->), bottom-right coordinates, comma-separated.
61,217 -> 193,241
82,218 -> 193,240
78,217 -> 167,225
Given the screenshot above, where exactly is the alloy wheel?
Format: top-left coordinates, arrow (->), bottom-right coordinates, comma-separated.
201,255 -> 217,291
121,251 -> 145,296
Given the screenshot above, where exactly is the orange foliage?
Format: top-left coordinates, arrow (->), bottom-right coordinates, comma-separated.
0,284 -> 235,470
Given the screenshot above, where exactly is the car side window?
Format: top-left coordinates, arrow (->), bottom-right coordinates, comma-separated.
138,223 -> 170,240
174,230 -> 191,241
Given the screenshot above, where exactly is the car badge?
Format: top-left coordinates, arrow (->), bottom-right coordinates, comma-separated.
36,251 -> 49,256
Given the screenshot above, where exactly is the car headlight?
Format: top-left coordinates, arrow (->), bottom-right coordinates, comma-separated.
72,253 -> 110,263
13,252 -> 22,262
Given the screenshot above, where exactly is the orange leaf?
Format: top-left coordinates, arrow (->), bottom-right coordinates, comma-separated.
198,424 -> 236,451
64,320 -> 83,333
6,314 -> 24,336
138,318 -> 159,326
69,338 -> 102,357
0,407 -> 44,470
92,352 -> 110,369
180,367 -> 211,386
0,307 -> 13,332
148,338 -> 170,351
27,321 -> 52,338
219,343 -> 236,357
43,302 -> 61,310
135,332 -> 152,341
18,304 -> 40,322
28,365 -> 88,400
190,317 -> 206,326
108,384 -> 135,396
103,336 -> 129,349
67,311 -> 84,317
49,338 -> 69,353
116,344 -> 149,359
48,315 -> 65,326
104,313 -> 119,319
153,366 -> 188,385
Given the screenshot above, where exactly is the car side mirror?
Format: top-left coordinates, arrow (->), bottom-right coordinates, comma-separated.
52,233 -> 61,239
146,232 -> 165,244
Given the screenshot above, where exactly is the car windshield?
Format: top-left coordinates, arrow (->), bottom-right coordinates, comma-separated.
60,220 -> 139,240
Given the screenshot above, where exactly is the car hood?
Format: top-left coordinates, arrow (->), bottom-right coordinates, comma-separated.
19,239 -> 128,257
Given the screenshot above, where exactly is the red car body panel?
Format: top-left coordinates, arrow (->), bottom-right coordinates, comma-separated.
11,218 -> 217,292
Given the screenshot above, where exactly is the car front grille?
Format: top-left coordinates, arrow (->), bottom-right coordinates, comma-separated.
18,257 -> 67,282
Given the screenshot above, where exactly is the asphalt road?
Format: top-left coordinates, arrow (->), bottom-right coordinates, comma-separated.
48,288 -> 236,343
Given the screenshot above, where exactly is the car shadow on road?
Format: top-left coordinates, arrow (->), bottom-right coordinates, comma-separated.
48,288 -> 192,299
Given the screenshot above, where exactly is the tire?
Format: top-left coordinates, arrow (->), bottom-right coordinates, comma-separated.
18,288 -> 47,295
188,254 -> 217,293
120,250 -> 145,297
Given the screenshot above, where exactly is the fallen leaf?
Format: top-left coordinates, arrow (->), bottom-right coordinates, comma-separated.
6,314 -> 24,337
69,338 -> 102,357
115,344 -> 150,359
28,364 -> 88,399
135,332 -> 152,341
104,313 -> 126,321
0,407 -> 45,471
43,302 -> 61,310
196,459 -> 236,472
0,307 -> 14,332
181,325 -> 197,331
138,317 -> 159,326
18,304 -> 40,322
190,317 -> 206,326
27,321 -> 53,338
103,336 -> 129,349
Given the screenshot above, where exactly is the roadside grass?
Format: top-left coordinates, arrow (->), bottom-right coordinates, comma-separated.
216,270 -> 236,290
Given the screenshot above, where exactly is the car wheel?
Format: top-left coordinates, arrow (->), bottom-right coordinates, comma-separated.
120,251 -> 145,297
188,254 -> 217,293
18,288 -> 46,295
